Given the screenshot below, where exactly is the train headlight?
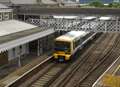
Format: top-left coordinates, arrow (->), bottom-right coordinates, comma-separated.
65,55 -> 71,60
53,54 -> 58,59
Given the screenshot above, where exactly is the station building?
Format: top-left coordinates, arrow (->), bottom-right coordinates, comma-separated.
0,3 -> 13,21
0,0 -> 58,5
0,4 -> 55,66
79,0 -> 119,4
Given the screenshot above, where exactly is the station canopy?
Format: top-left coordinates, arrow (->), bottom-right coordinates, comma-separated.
0,3 -> 13,12
0,20 -> 37,36
53,15 -> 78,19
99,16 -> 112,21
82,16 -> 97,20
0,3 -> 9,8
0,20 -> 54,53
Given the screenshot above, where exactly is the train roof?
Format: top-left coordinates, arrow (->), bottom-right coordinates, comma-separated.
55,31 -> 89,42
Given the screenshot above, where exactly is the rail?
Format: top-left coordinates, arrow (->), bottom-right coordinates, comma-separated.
5,56 -> 53,87
92,56 -> 120,87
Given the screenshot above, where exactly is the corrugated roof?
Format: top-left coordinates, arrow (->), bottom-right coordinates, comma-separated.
0,3 -> 12,12
53,15 -> 78,19
82,16 -> 96,20
41,0 -> 57,4
99,16 -> 112,21
0,20 -> 37,37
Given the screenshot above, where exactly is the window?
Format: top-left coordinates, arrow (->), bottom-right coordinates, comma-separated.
55,41 -> 71,53
74,39 -> 81,48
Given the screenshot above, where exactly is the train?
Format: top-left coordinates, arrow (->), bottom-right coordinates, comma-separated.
53,31 -> 97,62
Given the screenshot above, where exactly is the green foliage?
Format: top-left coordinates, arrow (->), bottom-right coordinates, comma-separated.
89,0 -> 104,7
108,2 -> 120,8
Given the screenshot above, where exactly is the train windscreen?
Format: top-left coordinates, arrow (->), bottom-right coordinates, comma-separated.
55,41 -> 71,53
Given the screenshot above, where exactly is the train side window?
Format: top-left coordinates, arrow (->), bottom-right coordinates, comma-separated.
75,39 -> 80,48
73,41 -> 76,49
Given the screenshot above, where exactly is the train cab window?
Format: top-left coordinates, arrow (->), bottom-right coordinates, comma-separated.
55,41 -> 71,53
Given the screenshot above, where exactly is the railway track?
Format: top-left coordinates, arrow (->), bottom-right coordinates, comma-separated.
29,63 -> 67,87
6,33 -> 119,87
26,62 -> 70,87
7,56 -> 71,87
4,33 -> 101,87
49,33 -> 119,87
78,34 -> 120,87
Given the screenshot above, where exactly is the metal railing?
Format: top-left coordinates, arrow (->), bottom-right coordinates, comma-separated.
26,17 -> 120,32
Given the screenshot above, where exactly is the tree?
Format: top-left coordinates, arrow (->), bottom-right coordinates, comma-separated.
89,0 -> 104,7
108,2 -> 120,8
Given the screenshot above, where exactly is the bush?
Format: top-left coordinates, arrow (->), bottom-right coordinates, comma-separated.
108,2 -> 120,8
89,0 -> 104,7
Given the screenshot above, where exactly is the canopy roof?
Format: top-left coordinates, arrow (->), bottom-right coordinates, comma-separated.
0,20 -> 55,53
0,3 -> 9,9
99,16 -> 112,21
82,16 -> 96,20
0,3 -> 12,12
53,15 -> 78,19
0,20 -> 37,37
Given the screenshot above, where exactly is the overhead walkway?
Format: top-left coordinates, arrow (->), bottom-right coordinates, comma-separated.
26,16 -> 120,32
16,7 -> 120,16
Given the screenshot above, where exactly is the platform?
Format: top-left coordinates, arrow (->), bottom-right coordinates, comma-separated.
0,52 -> 51,87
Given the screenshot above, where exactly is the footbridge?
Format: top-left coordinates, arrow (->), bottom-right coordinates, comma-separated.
26,16 -> 120,32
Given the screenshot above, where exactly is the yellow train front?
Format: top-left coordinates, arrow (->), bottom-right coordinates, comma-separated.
53,31 -> 96,62
53,40 -> 72,62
